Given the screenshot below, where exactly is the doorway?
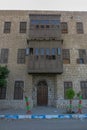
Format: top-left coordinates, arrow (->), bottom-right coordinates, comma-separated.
37,80 -> 48,106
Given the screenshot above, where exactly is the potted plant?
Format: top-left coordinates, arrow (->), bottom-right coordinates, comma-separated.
65,88 -> 75,113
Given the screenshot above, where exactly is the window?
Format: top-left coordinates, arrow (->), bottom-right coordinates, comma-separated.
51,48 -> 56,59
62,49 -> 70,64
0,87 -> 6,99
40,25 -> 44,28
35,48 -> 39,55
31,20 -> 60,25
40,48 -> 44,59
25,48 -> 29,55
80,81 -> 87,99
46,25 -> 49,28
36,25 -> 39,28
52,48 -> 56,55
35,48 -> 39,60
64,82 -> 72,99
77,58 -> 84,64
29,48 -> 33,55
57,48 -> 61,55
17,49 -> 25,64
61,22 -> 68,33
40,48 -> 44,55
31,19 -> 60,30
77,49 -> 86,64
76,22 -> 83,34
4,22 -> 11,33
20,22 -> 27,33
14,81 -> 24,100
46,48 -> 50,59
46,48 -> 50,55
0,49 -> 9,63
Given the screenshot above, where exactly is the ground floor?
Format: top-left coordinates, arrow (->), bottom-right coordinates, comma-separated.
0,74 -> 87,109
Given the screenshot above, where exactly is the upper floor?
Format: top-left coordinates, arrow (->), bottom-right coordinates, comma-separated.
0,10 -> 87,36
0,11 -> 87,74
29,14 -> 61,39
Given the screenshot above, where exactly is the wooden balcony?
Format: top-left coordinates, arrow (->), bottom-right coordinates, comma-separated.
28,54 -> 63,74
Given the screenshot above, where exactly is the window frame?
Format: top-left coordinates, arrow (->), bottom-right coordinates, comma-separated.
14,81 -> 24,100
64,82 -> 73,99
17,49 -> 26,64
20,22 -> 27,33
57,48 -> 61,55
77,49 -> 86,64
0,87 -> 6,99
61,22 -> 68,33
4,21 -> 11,33
76,22 -> 84,34
80,81 -> 87,99
40,48 -> 44,56
62,49 -> 70,64
0,48 -> 9,63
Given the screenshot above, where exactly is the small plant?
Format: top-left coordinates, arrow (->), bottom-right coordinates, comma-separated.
66,88 -> 75,113
0,65 -> 9,88
77,91 -> 81,98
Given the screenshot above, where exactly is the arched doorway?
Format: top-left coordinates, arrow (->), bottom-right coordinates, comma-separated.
37,80 -> 48,106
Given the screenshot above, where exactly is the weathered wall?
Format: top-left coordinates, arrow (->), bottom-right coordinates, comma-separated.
0,11 -> 87,109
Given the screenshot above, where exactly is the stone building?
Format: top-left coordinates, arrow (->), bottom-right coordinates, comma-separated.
0,10 -> 87,109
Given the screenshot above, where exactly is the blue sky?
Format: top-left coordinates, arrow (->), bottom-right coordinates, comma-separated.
0,0 -> 87,11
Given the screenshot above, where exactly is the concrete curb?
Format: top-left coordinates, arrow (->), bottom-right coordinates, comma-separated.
0,114 -> 87,119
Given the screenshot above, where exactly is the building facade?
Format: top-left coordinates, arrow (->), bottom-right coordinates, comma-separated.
0,10 -> 87,109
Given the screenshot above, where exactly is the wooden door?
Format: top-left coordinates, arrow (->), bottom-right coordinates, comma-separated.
37,81 -> 48,106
